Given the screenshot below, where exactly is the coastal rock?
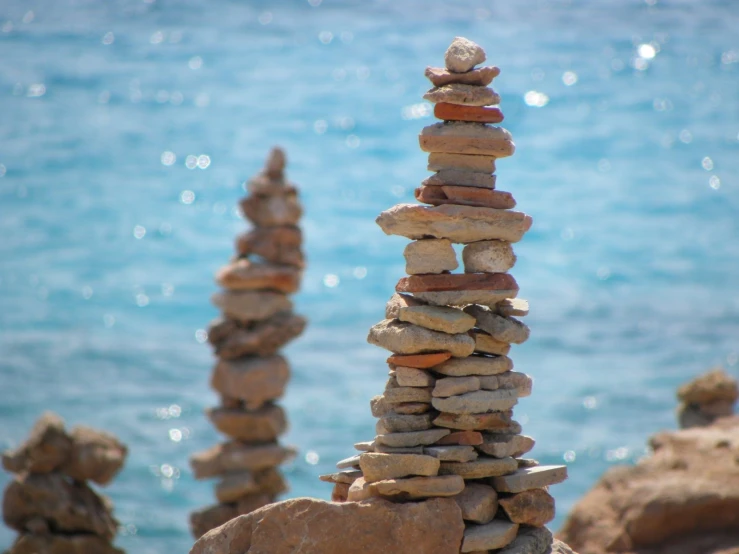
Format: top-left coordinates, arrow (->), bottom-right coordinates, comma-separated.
419,122 -> 515,157
359,453 -> 440,482
445,37 -> 486,73
424,84 -> 500,107
477,433 -> 535,458
431,389 -> 518,414
464,305 -> 530,343
425,65 -> 500,87
378,413 -> 434,433
398,305 -> 475,334
62,426 -> 127,486
207,405 -> 286,442
439,456 -> 518,478
8,534 -> 125,554
240,191 -> 302,227
434,411 -> 516,432
211,290 -> 292,323
423,170 -> 497,189
463,240 -> 516,273
424,445 -> 478,462
677,368 -> 738,404
434,376 -> 481,398
216,259 -> 301,294
208,312 -> 307,359
211,356 -> 290,409
394,366 -> 436,387
496,298 -> 530,317
499,488 -> 555,527
479,372 -> 533,397
2,412 -> 72,475
435,103 -> 505,123
191,442 -> 295,479
376,203 -> 532,244
367,319 -> 475,358
472,330 -> 511,356
433,355 -> 513,377
435,431 -> 484,446
397,273 -> 517,294
372,474 -> 465,499
416,185 -> 517,210
189,497 -> 465,554
388,352 -> 452,369
403,239 -> 458,275
428,152 -> 497,173
491,465 -> 568,493
385,292 -> 426,319
454,482 -> 498,524
236,226 -> 304,268
462,520 -> 519,552
375,428 -> 450,448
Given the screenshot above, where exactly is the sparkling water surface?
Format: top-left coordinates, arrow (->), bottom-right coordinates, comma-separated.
1,0 -> 738,551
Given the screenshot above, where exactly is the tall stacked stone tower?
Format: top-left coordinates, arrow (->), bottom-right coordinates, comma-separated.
322,38 -> 568,553
189,148 -> 305,538
2,412 -> 127,554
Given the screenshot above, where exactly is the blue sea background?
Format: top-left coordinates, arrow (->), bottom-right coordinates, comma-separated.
1,0 -> 738,551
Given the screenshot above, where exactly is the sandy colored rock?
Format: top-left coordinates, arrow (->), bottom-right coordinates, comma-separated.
403,238 -> 458,274
433,355 -> 514,377
208,312 -> 306,359
463,240 -> 516,273
240,191 -> 302,227
190,497 -> 465,554
423,170 -> 497,189
335,454 -> 361,470
367,319 -> 475,358
9,534 -> 125,554
251,467 -> 287,497
425,65 -> 500,87
211,356 -> 290,410
385,292 -> 426,319
416,185 -> 517,210
398,305 -> 475,334
215,471 -> 259,503
440,456 -> 518,479
435,103 -> 505,123
477,434 -> 535,458
479,372 -> 533,397
393,402 -> 432,415
500,526 -> 555,554
518,459 -> 540,469
454,482 -> 499,524
190,503 -> 240,539
428,152 -> 497,173
424,445 -> 478,462
435,430 -> 484,446
377,203 -> 531,244
434,376 -> 481,398
331,482 -> 350,502
375,428 -> 450,448
236,226 -> 304,268
397,273 -> 518,293
383,385 -> 433,404
432,389 -> 518,414
3,473 -> 117,540
434,411 -> 516,432
370,395 -> 389,418
62,426 -> 127,486
395,366 -> 435,387
346,477 -> 376,502
211,290 -> 292,323
191,443 -> 295,479
426,290 -> 523,308
462,519 -> 519,552
465,305 -> 530,343
2,412 -> 72,475
499,488 -> 555,527
496,298 -> 530,317
677,368 -> 738,405
445,37 -> 486,73
424,84 -> 500,107
420,122 -> 515,157
207,405 -> 286,443
216,259 -> 301,294
374,474 -> 465,500
388,352 -> 452,369
359,452 -> 440,483
473,330 -> 511,356
374,445 -> 425,455
378,413 -> 434,433
491,465 -> 568,493
319,470 -> 363,485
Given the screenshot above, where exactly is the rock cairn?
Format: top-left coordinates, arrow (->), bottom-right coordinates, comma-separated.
2,412 -> 127,554
321,37 -> 568,553
189,147 -> 304,538
676,368 -> 738,429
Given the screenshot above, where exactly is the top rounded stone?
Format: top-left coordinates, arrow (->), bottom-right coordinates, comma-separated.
445,37 -> 486,74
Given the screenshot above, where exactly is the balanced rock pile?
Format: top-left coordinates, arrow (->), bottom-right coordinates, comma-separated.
2,412 -> 127,554
189,147 -> 304,538
321,37 -> 568,553
676,368 -> 738,429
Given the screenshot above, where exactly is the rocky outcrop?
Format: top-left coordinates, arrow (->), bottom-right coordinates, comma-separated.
189,147 -> 304,538
558,369 -> 739,554
676,368 -> 738,429
1,412 -> 126,554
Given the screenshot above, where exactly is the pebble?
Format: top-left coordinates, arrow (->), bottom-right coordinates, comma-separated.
463,240 -> 516,273
403,239 -> 458,274
454,482 -> 499,524
444,37 -> 487,73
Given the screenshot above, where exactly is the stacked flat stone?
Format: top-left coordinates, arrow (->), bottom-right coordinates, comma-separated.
189,147 -> 304,538
676,368 -> 738,429
2,412 -> 127,554
320,38 -> 568,553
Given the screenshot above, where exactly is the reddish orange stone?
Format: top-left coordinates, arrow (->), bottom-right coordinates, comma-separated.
396,273 -> 518,293
415,185 -> 516,210
435,103 -> 504,123
434,431 -> 484,446
387,352 -> 453,369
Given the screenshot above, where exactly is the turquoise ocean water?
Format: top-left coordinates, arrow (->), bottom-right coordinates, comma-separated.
1,0 -> 738,551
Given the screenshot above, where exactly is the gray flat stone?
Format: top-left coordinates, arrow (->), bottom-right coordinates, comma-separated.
489,465 -> 568,493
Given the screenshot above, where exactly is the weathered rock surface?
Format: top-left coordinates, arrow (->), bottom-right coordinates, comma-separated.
424,169 -> 497,189
385,292 -> 427,319
465,305 -> 530,343
211,356 -> 290,409
492,466 -> 567,493
61,426 -> 127,486
236,226 -> 304,268
433,355 -> 513,377
373,474 -> 465,499
462,519 -> 519,552
454,482 -> 499,524
394,366 -> 436,387
211,291 -> 292,323
208,313 -> 307,359
434,376 -> 481,398
420,122 -> 515,157
207,405 -> 286,442
499,488 -> 556,527
463,240 -> 516,273
424,445 -> 478,462
477,433 -> 535,458
2,413 -> 72,475
359,452 -> 441,482
189,497 -> 466,554
216,259 -> 301,294
436,103 -> 505,123
378,412 -> 434,433
416,185 -> 516,210
432,389 -> 518,414
403,238 -> 458,274
558,416 -> 739,554
191,442 -> 295,479
440,456 -> 518,478
367,319 -> 475,358
426,65 -> 500,87
427,152 -> 497,173
388,352 -> 452,369
398,305 -> 475,334
496,298 -> 530,317
424,84 -> 501,107
434,411 -> 517,432
472,330 -> 511,356
375,428 -> 450,448
8,534 -> 125,554
445,37 -> 487,73
397,272 -> 518,294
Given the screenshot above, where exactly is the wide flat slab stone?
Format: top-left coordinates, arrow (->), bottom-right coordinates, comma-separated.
428,152 -> 497,173
489,465 -> 568,493
211,290 -> 292,323
431,389 -> 518,414
424,83 -> 500,106
373,474 -> 465,500
359,453 -> 439,482
319,470 -> 362,484
394,366 -> 436,387
404,238 -> 458,274
379,413 -> 434,433
206,405 -> 286,443
440,456 -> 518,479
398,305 -> 475,334
416,289 -> 518,309
377,203 -> 532,244
435,102 -> 504,123
434,430 -> 484,446
434,411 -> 517,432
433,376 -> 481,398
416,185 -> 516,210
425,65 -> 500,87
465,305 -> 530,344
476,434 -> 535,458
216,259 -> 301,294
368,319 -> 475,358
376,428 -> 451,448
388,352 -> 452,368
462,520 -> 519,552
454,482 -> 499,524
190,442 -> 295,479
472,330 -> 511,356
419,122 -> 515,157
423,170 -> 497,189
433,355 -> 513,377
397,273 -> 518,294
424,445 -> 478,462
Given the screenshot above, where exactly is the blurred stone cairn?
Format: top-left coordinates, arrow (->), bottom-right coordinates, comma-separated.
2,412 -> 127,554
676,368 -> 738,429
188,147 -> 305,538
321,38 -> 569,553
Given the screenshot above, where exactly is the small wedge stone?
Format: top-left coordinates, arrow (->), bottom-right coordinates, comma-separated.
424,445 -> 478,462
423,170 -> 497,189
476,434 -> 535,458
461,520 -> 519,552
454,483 -> 499,524
463,241 -> 516,273
336,454 -> 361,469
464,305 -> 530,344
489,465 -> 568,493
433,376 -> 481,398
395,366 -> 436,387
375,428 -> 450,448
354,441 -> 374,452
398,305 -> 475,334
373,474 -> 465,500
359,453 -> 440,482
433,356 -> 513,377
472,331 -> 511,356
370,395 -> 389,417
432,389 -> 518,414
368,319 -> 475,358
403,239 -> 458,274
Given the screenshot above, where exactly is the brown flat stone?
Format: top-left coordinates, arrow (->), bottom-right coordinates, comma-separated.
425,65 -> 500,87
387,352 -> 452,369
216,259 -> 302,294
236,226 -> 304,268
498,488 -> 556,527
434,411 -> 514,431
415,185 -> 516,210
435,103 -> 504,123
396,273 -> 518,293
427,152 -> 497,174
434,431 -> 484,446
393,402 -> 432,415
